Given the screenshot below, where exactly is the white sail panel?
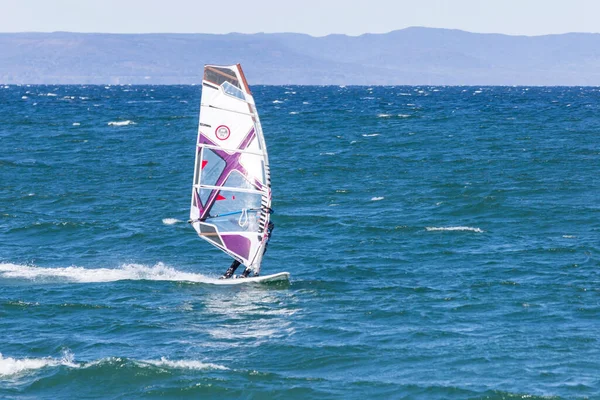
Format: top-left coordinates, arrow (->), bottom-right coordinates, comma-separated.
198,106 -> 256,152
190,64 -> 271,274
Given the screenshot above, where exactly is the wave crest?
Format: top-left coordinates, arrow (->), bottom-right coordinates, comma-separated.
0,353 -> 227,377
107,120 -> 135,126
426,226 -> 484,233
0,262 -> 214,284
0,351 -> 76,377
140,357 -> 228,371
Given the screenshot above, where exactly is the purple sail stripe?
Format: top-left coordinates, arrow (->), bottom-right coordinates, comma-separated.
194,190 -> 203,214
222,234 -> 251,261
198,128 -> 260,220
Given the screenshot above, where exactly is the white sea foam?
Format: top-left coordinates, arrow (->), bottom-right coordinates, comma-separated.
108,120 -> 135,126
140,357 -> 228,371
362,133 -> 380,137
21,96 -> 28,99
0,262 -> 214,284
371,197 -> 384,201
426,226 -> 484,233
272,100 -> 283,104
162,218 -> 182,225
0,352 -> 226,377
398,114 -> 411,118
0,351 -> 77,377
72,122 -> 81,126
289,111 -> 299,115
377,113 -> 392,118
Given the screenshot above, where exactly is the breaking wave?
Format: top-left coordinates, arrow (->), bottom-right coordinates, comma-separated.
0,262 -> 215,284
107,120 -> 135,126
0,351 -> 77,377
0,352 -> 227,377
426,226 -> 484,233
140,357 -> 228,371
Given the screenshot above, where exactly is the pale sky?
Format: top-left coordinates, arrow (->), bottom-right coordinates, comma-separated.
1,0 -> 599,36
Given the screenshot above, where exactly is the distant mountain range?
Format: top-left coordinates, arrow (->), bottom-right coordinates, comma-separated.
2,27 -> 600,85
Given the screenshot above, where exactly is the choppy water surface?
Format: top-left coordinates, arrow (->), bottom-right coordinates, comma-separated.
1,85 -> 599,399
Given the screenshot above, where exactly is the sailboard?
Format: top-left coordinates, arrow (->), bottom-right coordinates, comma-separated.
212,272 -> 290,285
189,64 -> 288,282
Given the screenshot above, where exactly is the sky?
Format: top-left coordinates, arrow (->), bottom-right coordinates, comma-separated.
2,0 -> 600,37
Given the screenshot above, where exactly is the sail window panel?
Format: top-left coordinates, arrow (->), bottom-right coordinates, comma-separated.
199,188 -> 211,208
200,149 -> 226,188
222,81 -> 246,101
223,170 -> 256,191
239,152 -> 267,187
198,223 -> 224,247
208,190 -> 263,233
204,66 -> 241,89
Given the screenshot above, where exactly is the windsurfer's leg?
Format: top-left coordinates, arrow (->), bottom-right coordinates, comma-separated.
221,260 -> 241,279
241,267 -> 253,278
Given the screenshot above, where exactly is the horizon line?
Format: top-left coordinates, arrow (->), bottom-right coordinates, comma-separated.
1,26 -> 600,39
4,83 -> 600,88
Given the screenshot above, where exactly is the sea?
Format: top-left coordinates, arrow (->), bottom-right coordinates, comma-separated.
0,84 -> 599,399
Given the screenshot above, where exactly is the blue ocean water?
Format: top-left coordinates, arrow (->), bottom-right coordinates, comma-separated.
1,84 -> 599,399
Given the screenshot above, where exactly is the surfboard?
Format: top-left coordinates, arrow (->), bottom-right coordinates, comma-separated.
212,272 -> 290,285
189,64 -> 287,281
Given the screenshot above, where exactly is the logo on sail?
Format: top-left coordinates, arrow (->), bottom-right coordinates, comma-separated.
215,125 -> 230,140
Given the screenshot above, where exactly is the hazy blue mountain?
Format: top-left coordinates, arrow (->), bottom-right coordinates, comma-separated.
1,27 -> 600,85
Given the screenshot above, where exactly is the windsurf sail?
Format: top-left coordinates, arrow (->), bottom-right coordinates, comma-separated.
190,64 -> 272,275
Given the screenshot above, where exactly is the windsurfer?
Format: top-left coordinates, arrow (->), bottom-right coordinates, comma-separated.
221,221 -> 275,279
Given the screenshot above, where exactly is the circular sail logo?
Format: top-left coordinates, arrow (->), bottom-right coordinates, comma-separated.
215,125 -> 230,141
